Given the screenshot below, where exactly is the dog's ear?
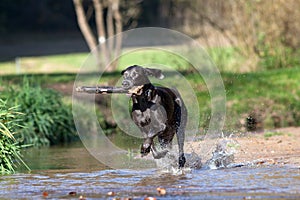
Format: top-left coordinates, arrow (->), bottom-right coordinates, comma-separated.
144,68 -> 164,79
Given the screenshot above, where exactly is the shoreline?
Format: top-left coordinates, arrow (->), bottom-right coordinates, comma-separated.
186,127 -> 300,168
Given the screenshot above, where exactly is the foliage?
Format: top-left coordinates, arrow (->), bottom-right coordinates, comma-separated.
0,99 -> 29,174
170,0 -> 300,72
264,132 -> 284,139
1,79 -> 78,146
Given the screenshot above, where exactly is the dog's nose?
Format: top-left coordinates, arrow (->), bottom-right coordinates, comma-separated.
122,80 -> 132,89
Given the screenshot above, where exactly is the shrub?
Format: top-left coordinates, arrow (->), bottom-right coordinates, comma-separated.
2,79 -> 78,146
0,99 -> 29,174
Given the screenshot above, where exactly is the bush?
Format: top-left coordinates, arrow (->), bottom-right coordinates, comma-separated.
0,99 -> 29,174
2,79 -> 78,146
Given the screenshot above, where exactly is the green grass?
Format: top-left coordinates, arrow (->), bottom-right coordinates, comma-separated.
264,132 -> 284,139
0,47 -> 234,75
222,67 -> 300,129
176,66 -> 300,130
207,47 -> 245,72
1,79 -> 78,146
0,53 -> 87,75
1,47 -> 300,132
118,48 -> 192,71
0,99 -> 30,174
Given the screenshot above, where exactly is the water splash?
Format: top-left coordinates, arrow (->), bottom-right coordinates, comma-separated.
132,135 -> 263,173
152,137 -> 241,172
154,151 -> 199,174
204,139 -> 235,169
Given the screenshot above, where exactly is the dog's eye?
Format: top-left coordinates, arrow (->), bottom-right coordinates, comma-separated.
123,71 -> 129,78
132,71 -> 137,77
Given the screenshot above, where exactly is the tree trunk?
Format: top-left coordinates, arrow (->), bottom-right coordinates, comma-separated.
73,0 -> 97,51
73,0 -> 123,72
92,0 -> 109,68
111,0 -> 122,71
106,1 -> 114,54
73,0 -> 100,67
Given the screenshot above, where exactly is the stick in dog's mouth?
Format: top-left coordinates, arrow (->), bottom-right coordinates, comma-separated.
75,85 -> 144,94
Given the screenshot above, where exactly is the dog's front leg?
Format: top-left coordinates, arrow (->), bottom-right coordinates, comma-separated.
140,137 -> 152,157
141,135 -> 168,159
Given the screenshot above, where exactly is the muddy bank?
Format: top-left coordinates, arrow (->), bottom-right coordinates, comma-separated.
188,127 -> 300,168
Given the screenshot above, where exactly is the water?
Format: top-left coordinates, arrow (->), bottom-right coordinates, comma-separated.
0,142 -> 299,199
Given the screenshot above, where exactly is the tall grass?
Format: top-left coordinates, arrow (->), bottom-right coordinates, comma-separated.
1,79 -> 78,146
0,99 -> 29,174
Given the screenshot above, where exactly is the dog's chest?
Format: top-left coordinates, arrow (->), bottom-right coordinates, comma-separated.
131,108 -> 151,127
131,94 -> 152,126
131,90 -> 163,127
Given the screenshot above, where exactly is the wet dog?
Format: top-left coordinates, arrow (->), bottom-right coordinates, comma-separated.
121,65 -> 187,168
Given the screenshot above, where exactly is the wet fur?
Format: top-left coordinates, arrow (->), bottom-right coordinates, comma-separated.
121,65 -> 187,168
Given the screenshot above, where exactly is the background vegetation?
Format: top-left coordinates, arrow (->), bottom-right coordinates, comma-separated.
1,79 -> 78,147
0,100 -> 29,174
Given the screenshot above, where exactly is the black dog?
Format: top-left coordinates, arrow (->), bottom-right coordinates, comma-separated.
121,65 -> 187,168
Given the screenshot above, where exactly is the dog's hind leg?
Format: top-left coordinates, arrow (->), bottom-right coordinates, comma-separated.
175,99 -> 187,168
176,130 -> 186,168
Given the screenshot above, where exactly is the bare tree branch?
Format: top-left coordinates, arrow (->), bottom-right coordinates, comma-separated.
73,0 -> 97,51
73,0 -> 132,71
107,0 -> 114,54
112,0 -> 122,60
92,0 -> 109,66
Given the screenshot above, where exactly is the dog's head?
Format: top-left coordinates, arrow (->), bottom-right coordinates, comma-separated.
121,65 -> 164,90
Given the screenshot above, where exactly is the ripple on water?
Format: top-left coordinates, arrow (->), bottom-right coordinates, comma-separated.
0,166 -> 299,199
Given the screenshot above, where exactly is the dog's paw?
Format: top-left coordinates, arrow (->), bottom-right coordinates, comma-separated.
140,143 -> 151,157
178,154 -> 186,168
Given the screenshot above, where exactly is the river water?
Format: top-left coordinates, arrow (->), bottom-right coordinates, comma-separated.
0,142 -> 299,199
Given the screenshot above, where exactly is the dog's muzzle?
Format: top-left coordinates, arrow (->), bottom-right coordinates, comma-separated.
122,80 -> 133,89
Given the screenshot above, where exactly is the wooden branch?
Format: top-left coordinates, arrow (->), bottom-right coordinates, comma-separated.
76,86 -> 128,94
73,0 -> 97,51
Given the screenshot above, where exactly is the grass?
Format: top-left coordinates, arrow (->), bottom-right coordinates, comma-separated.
1,47 -> 299,133
0,53 -> 87,75
222,67 -> 300,129
264,132 -> 284,139
180,66 -> 300,130
118,48 -> 192,71
0,99 -> 30,174
0,79 -> 78,146
0,47 -> 238,75
207,47 -> 245,72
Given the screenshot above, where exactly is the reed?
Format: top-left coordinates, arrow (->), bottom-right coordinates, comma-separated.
0,99 -> 29,174
2,78 -> 78,146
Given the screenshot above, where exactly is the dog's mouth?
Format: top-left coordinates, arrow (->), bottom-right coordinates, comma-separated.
127,85 -> 144,95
